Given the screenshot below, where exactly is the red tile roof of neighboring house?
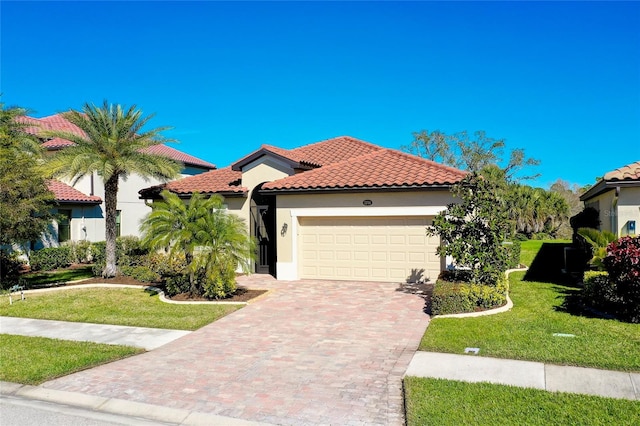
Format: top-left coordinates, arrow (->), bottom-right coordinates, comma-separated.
603,161 -> 640,181
143,144 -> 215,169
262,148 -> 467,191
139,167 -> 245,198
21,113 -> 215,169
47,180 -> 102,204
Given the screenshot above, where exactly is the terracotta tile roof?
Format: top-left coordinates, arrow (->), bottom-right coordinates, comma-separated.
143,144 -> 215,169
231,136 -> 382,171
263,148 -> 467,191
47,180 -> 102,204
290,136 -> 383,166
604,161 -> 640,181
139,167 -> 245,198
21,113 -> 214,168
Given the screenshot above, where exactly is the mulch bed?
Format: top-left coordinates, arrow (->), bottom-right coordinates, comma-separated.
58,276 -> 267,303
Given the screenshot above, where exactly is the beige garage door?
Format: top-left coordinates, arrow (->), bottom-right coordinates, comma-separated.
298,216 -> 442,283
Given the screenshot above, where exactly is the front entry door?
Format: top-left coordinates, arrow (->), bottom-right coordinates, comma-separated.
250,184 -> 276,276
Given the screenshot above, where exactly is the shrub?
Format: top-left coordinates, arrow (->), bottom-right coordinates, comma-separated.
63,240 -> 92,264
503,241 -> 521,269
120,265 -> 160,283
582,271 -> 619,314
432,275 -> 508,315
90,237 -> 150,276
0,250 -> 26,290
604,236 -> 640,323
30,246 -> 72,271
145,252 -> 187,277
438,269 -> 473,283
202,261 -> 237,299
163,273 -> 191,296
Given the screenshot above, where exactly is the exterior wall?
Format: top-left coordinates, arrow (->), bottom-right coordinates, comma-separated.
60,167 -> 209,242
583,186 -> 639,236
617,187 -> 640,236
34,204 -> 103,249
275,190 -> 454,280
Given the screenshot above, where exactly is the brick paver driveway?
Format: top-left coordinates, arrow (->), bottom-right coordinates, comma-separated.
43,276 -> 430,425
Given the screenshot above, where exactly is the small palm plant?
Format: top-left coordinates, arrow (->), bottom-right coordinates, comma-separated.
140,190 -> 254,298
577,227 -> 617,270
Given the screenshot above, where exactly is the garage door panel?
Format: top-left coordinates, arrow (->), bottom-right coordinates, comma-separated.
299,216 -> 441,282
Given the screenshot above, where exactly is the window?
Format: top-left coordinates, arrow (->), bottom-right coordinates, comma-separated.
116,210 -> 122,237
57,209 -> 72,243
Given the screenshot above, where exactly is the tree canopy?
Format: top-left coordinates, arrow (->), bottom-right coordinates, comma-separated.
402,129 -> 540,180
44,101 -> 182,277
0,102 -> 55,248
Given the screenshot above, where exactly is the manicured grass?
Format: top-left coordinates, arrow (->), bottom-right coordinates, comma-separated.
0,334 -> 142,385
21,265 -> 94,287
519,239 -> 571,267
420,271 -> 640,371
404,377 -> 640,426
0,287 -> 242,330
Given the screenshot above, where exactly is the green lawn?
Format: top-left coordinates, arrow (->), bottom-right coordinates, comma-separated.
519,239 -> 571,267
404,377 -> 640,426
0,287 -> 242,330
20,265 -> 94,287
419,271 -> 640,371
0,334 -> 142,385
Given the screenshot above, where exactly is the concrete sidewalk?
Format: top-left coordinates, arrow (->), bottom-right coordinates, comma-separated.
0,316 -> 190,351
406,351 -> 640,401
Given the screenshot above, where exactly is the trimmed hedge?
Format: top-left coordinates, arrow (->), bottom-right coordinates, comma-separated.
432,275 -> 508,315
503,241 -> 521,269
30,246 -> 72,272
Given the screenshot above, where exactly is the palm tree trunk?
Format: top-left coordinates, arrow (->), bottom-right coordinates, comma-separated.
185,251 -> 198,297
103,174 -> 119,278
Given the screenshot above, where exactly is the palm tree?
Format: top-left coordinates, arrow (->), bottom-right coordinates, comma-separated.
45,101 -> 182,277
140,190 -> 254,297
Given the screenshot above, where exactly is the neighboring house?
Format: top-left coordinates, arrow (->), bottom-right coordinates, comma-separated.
21,114 -> 215,247
140,136 -> 466,283
580,161 -> 640,236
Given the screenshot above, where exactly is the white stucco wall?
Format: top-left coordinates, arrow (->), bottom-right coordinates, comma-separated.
617,187 -> 640,236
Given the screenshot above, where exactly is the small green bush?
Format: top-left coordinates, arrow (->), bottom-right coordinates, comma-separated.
163,273 -> 191,296
0,250 -> 26,290
202,262 -> 237,299
145,252 -> 187,277
63,240 -> 92,264
119,265 -> 160,283
582,271 -> 619,314
503,241 -> 521,269
90,237 -> 151,276
432,275 -> 507,315
30,246 -> 72,271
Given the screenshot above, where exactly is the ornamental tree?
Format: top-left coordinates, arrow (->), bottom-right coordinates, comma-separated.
427,165 -> 511,285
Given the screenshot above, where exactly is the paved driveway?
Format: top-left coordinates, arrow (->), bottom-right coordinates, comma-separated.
42,276 -> 430,425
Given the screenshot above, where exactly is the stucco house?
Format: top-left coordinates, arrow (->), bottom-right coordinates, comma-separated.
140,136 -> 466,283
22,113 -> 215,248
580,161 -> 640,236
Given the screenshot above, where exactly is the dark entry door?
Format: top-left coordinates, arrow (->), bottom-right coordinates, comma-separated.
250,184 -> 276,276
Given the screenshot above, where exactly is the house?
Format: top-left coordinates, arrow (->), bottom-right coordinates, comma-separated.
22,114 -> 215,247
580,161 -> 640,236
140,136 -> 466,283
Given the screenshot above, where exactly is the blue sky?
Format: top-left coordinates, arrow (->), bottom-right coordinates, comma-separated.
2,1 -> 639,188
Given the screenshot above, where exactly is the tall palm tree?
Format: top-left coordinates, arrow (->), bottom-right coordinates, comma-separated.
45,101 -> 181,277
140,190 -> 254,297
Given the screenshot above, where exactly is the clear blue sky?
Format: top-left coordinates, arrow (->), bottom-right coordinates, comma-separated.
2,1 -> 639,188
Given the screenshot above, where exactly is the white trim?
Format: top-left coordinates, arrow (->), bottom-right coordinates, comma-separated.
284,206 -> 446,281
289,206 -> 446,218
276,262 -> 297,280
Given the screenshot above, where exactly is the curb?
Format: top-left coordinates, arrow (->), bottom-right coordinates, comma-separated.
6,284 -> 255,305
433,267 -> 528,319
0,381 -> 272,425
